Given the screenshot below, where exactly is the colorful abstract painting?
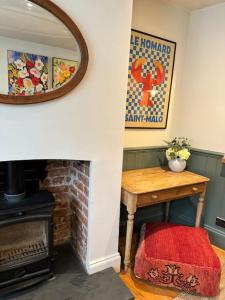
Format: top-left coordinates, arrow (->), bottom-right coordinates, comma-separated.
53,58 -> 79,88
125,30 -> 176,129
8,50 -> 48,95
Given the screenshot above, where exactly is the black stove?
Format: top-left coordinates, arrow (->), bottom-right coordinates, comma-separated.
0,161 -> 54,295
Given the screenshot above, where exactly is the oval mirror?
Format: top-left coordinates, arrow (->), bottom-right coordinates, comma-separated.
0,0 -> 88,104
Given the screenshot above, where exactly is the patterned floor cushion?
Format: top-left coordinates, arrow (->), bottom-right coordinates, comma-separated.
134,222 -> 221,297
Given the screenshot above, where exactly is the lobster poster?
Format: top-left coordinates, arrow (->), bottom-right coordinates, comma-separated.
125,30 -> 176,128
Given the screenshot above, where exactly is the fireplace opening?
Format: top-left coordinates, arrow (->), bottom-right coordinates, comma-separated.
0,159 -> 90,295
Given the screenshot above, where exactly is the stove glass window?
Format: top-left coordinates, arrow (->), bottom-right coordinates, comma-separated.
0,220 -> 49,271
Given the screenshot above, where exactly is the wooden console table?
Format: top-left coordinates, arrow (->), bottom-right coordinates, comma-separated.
121,167 -> 209,272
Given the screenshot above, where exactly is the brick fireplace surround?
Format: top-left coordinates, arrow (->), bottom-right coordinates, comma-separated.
40,160 -> 90,264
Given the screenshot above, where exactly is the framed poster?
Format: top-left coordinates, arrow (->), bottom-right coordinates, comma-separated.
125,29 -> 176,129
52,57 -> 79,89
8,50 -> 48,95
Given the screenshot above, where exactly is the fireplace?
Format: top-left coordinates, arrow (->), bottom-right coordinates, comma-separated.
0,159 -> 90,295
0,162 -> 54,294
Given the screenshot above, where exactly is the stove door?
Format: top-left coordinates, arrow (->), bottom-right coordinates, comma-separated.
0,215 -> 53,291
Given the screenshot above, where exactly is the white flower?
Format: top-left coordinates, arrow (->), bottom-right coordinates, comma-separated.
177,149 -> 190,160
41,73 -> 48,83
30,68 -> 40,78
35,59 -> 44,71
15,59 -> 25,70
166,148 -> 176,160
36,83 -> 43,93
18,68 -> 29,78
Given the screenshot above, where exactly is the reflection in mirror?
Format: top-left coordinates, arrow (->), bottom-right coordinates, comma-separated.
0,0 -> 81,96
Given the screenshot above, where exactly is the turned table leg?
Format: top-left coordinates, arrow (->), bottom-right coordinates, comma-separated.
195,191 -> 205,227
165,201 -> 171,222
124,193 -> 137,272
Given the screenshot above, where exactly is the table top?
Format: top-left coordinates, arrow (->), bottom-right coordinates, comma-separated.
122,167 -> 209,194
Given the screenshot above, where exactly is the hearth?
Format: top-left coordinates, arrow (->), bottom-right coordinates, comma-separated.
0,161 -> 54,295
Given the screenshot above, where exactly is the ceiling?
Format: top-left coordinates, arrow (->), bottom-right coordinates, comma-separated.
0,0 -> 78,51
166,0 -> 225,10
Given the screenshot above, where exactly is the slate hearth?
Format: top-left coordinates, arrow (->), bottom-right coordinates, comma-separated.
2,243 -> 133,300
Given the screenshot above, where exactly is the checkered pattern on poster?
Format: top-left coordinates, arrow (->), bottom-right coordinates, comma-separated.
125,30 -> 176,128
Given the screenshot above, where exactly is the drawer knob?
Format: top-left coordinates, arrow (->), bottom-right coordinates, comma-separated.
192,187 -> 198,192
152,194 -> 158,200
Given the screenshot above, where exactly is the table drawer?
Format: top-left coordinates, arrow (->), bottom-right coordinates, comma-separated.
137,183 -> 206,207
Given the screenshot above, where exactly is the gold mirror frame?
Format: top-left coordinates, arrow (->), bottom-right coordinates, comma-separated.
0,0 -> 88,104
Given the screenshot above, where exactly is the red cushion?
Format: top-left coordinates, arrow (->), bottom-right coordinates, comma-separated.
134,222 -> 221,297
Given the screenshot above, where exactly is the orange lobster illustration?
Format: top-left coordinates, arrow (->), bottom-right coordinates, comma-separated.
131,58 -> 165,107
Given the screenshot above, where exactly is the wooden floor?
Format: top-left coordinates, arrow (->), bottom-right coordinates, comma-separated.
119,237 -> 225,300
120,269 -> 178,300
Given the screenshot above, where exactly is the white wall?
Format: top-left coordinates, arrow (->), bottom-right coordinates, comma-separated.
171,3 -> 225,153
124,0 -> 190,148
0,36 -> 79,94
0,0 -> 133,273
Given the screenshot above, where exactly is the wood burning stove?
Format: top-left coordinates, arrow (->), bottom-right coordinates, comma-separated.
0,161 -> 54,295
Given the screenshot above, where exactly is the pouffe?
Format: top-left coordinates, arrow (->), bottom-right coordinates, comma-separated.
134,222 -> 221,297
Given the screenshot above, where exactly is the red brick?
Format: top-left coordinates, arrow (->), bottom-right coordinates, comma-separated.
82,206 -> 88,218
52,176 -> 66,185
74,179 -> 84,192
78,172 -> 89,186
70,186 -> 78,197
83,185 -> 89,197
47,168 -> 69,178
47,186 -> 69,193
54,192 -> 71,201
47,160 -> 64,169
53,215 -> 64,222
78,191 -> 88,206
40,178 -> 51,187
77,212 -> 88,226
54,206 -> 68,214
63,161 -> 71,167
54,223 -> 70,231
70,198 -> 82,212
82,226 -> 88,237
42,160 -> 90,266
83,164 -> 90,176
54,199 -> 69,209
54,197 -> 69,205
53,233 -> 70,246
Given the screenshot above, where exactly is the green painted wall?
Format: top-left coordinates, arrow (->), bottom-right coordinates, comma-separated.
122,147 -> 225,249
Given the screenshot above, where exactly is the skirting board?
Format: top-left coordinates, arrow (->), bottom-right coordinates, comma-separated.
204,224 -> 225,249
86,252 -> 121,275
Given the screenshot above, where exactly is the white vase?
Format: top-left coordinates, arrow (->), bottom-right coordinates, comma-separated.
168,158 -> 186,172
